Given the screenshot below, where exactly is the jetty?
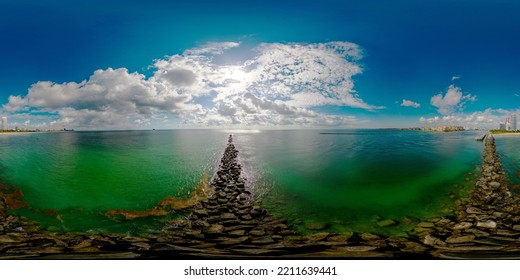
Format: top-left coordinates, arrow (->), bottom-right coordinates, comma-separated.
1,134 -> 520,259
475,133 -> 488,141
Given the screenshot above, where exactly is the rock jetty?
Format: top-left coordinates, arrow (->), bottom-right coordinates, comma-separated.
1,134 -> 520,259
415,134 -> 520,258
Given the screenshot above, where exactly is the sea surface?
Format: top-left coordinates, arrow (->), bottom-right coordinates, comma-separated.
1,129 -> 516,236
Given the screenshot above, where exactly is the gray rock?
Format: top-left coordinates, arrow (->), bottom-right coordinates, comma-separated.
466,207 -> 485,215
206,224 -> 225,234
512,225 -> 520,231
492,212 -> 508,219
452,222 -> 473,230
489,181 -> 501,188
477,220 -> 497,229
445,235 -> 475,244
422,235 -> 446,247
465,228 -> 491,237
220,213 -> 237,220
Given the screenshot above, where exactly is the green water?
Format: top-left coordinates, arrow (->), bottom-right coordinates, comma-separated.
495,135 -> 520,188
0,129 -> 496,236
0,130 -> 226,234
233,129 -> 484,235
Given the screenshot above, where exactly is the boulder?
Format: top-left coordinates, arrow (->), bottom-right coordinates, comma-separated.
220,213 -> 237,220
445,235 -> 475,244
477,220 -> 497,229
466,207 -> 485,215
422,235 -> 446,247
452,222 -> 473,230
206,224 -> 225,235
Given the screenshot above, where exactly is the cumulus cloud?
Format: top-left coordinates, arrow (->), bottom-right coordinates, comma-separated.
419,108 -> 520,128
401,99 -> 420,108
451,76 -> 460,81
2,41 -> 381,129
430,84 -> 476,115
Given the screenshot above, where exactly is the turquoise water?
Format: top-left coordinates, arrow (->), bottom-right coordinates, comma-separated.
495,135 -> 520,187
0,130 -> 226,233
0,129 -> 499,235
233,129 -> 484,234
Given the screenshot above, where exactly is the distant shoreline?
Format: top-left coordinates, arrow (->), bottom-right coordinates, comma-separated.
492,132 -> 520,137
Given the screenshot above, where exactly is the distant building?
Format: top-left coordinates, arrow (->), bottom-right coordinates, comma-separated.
1,116 -> 7,131
505,117 -> 512,131
500,114 -> 518,131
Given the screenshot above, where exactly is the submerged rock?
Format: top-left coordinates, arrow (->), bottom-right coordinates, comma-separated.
377,219 -> 397,227
305,222 -> 329,231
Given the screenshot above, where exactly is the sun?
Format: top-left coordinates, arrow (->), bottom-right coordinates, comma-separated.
225,67 -> 250,84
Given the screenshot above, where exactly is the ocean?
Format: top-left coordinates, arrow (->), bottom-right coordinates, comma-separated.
0,129 -> 517,236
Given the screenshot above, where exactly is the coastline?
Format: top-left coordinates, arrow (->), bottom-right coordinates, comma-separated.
0,134 -> 519,258
491,132 -> 520,137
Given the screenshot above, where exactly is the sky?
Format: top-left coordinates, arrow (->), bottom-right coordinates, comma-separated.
1,0 -> 519,130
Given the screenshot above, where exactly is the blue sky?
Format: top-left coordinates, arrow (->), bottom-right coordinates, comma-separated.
1,0 -> 519,129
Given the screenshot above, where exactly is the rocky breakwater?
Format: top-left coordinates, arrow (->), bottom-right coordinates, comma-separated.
153,135 -> 310,257
416,134 -> 520,258
151,135 -> 410,258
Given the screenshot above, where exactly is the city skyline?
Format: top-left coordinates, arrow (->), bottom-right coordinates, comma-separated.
1,1 -> 519,130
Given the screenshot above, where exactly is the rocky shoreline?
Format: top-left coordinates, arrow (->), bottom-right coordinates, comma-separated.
1,134 -> 520,259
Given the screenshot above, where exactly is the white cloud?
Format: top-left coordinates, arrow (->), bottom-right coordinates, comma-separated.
182,42 -> 240,56
401,99 -> 420,108
2,41 -> 381,129
430,84 -> 476,115
451,75 -> 460,81
419,108 -> 520,128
